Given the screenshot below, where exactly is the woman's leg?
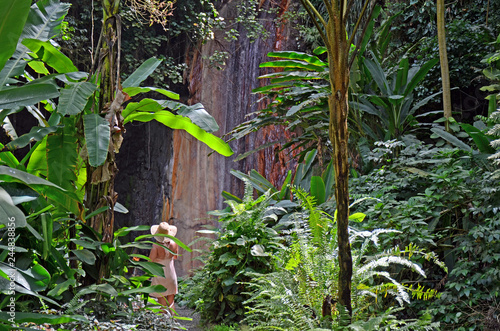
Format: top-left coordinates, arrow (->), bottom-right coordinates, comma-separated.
157,296 -> 168,313
167,294 -> 175,312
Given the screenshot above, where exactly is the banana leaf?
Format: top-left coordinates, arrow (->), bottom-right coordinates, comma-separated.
0,0 -> 31,71
83,113 -> 110,167
122,57 -> 162,88
0,0 -> 71,87
125,111 -> 233,157
22,38 -> 77,73
57,81 -> 97,116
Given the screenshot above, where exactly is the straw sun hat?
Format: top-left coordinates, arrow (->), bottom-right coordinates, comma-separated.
150,222 -> 177,242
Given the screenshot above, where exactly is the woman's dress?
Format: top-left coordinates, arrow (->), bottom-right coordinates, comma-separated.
150,243 -> 178,297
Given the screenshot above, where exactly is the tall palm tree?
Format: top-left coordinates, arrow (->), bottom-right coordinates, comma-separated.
298,0 -> 375,317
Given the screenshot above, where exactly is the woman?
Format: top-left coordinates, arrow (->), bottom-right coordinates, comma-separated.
149,222 -> 178,313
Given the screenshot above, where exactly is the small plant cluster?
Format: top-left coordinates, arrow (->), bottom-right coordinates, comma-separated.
182,181 -> 284,323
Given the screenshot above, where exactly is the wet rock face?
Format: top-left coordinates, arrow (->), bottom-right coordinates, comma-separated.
114,120 -> 173,240
115,0 -> 298,277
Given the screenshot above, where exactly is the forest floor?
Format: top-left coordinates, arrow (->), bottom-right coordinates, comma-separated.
175,305 -> 203,330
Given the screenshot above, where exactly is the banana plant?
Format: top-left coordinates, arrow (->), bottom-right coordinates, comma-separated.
350,55 -> 440,140
0,0 -> 232,322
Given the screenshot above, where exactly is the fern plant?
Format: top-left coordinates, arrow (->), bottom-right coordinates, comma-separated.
243,187 -> 441,330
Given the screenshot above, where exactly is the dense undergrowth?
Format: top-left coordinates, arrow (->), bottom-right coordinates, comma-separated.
2,0 -> 500,330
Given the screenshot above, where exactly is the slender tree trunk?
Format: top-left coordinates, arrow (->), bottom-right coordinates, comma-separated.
85,0 -> 122,282
437,0 -> 452,129
326,8 -> 353,317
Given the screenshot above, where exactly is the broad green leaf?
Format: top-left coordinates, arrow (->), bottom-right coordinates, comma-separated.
119,285 -> 167,296
460,123 -> 495,153
87,283 -> 118,297
123,86 -> 179,100
47,118 -> 78,192
0,0 -> 71,87
47,278 -> 76,298
0,83 -> 59,109
252,82 -> 294,94
259,71 -> 323,81
72,249 -> 96,265
131,261 -> 166,278
221,191 -> 243,203
71,239 -> 98,250
260,60 -> 325,71
0,143 -> 20,168
138,238 -> 191,252
175,102 -> 219,133
0,165 -> 80,215
26,137 -> 47,176
83,113 -> 110,167
125,111 -> 233,157
322,160 -> 334,200
365,57 -> 389,95
0,0 -> 31,70
267,51 -> 326,67
5,125 -> 60,150
395,58 -> 409,94
122,57 -> 162,88
40,213 -> 52,260
230,169 -> 277,194
278,170 -> 292,200
403,58 -> 439,96
28,60 -> 50,74
22,38 -> 77,73
122,98 -> 163,118
57,81 -> 97,116
349,213 -> 366,222
0,165 -> 61,188
225,258 -> 240,266
359,5 -> 382,56
310,176 -> 326,205
0,186 -> 26,227
431,127 -> 471,151
114,225 -> 150,237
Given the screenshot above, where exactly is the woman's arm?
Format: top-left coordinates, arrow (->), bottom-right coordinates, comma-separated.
149,243 -> 158,262
166,241 -> 178,260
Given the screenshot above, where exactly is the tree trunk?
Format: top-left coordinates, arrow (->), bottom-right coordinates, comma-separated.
437,0 -> 452,128
326,9 -> 353,317
85,0 -> 122,282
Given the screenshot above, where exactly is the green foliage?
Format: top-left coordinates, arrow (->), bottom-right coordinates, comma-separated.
350,133 -> 500,329
0,1 -> 230,328
243,188 -> 440,330
228,49 -> 331,162
184,181 -> 284,324
351,55 -> 440,140
385,0 -> 500,99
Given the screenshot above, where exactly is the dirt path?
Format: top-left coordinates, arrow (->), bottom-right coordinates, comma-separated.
174,306 -> 203,331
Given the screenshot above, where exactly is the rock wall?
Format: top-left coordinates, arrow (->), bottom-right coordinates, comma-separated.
115,0 -> 298,277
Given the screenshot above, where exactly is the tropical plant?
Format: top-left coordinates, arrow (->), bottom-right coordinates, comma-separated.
243,187 -> 441,330
183,181 -> 284,323
350,55 -> 440,141
0,0 -> 231,326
